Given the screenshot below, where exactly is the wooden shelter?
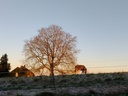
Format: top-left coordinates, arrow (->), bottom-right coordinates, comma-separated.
11,66 -> 34,77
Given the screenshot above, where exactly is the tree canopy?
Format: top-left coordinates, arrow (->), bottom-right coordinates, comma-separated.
23,25 -> 79,76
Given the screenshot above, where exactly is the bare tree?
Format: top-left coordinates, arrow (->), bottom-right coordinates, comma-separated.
23,25 -> 79,78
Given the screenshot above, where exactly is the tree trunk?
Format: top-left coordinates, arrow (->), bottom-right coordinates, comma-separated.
50,63 -> 55,89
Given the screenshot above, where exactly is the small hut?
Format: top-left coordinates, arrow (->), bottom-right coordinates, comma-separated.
11,65 -> 34,77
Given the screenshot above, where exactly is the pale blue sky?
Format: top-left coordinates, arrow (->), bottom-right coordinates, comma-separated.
0,0 -> 128,73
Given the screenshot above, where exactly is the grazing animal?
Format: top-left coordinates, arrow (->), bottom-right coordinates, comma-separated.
75,65 -> 87,74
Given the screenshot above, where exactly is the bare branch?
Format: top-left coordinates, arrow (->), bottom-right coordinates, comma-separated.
23,25 -> 79,76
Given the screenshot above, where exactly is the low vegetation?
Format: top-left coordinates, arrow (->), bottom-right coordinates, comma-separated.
0,72 -> 128,96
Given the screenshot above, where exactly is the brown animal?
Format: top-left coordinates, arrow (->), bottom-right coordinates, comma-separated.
75,65 -> 87,74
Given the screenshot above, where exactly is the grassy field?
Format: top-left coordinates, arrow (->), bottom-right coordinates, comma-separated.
0,72 -> 128,96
